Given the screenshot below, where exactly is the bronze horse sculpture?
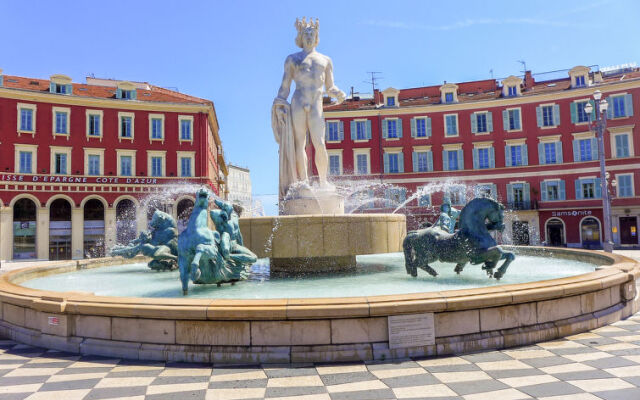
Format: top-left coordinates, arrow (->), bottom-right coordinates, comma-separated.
403,197 -> 515,280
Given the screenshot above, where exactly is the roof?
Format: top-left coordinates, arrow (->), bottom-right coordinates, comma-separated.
324,68 -> 640,112
0,74 -> 211,105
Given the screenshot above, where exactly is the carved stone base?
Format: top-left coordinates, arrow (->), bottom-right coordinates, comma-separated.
281,189 -> 344,215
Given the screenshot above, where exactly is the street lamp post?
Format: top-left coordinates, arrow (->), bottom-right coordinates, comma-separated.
584,90 -> 613,253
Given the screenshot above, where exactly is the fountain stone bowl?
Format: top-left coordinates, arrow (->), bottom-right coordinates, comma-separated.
0,247 -> 638,365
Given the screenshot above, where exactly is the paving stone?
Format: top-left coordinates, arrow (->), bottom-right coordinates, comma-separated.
444,379 -> 510,395
82,386 -> 147,400
328,388 -> 395,400
264,366 -> 317,378
461,352 -> 513,363
152,375 -> 211,385
145,391 -> 206,400
595,388 -> 640,400
486,368 -> 547,379
264,386 -> 327,397
582,356 -> 638,369
37,379 -> 102,391
517,381 -> 584,397
209,378 -> 267,388
380,373 -> 440,388
320,371 -> 378,386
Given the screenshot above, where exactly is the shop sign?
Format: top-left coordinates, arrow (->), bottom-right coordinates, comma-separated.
632,226 -> 637,237
0,174 -> 170,185
551,210 -> 593,217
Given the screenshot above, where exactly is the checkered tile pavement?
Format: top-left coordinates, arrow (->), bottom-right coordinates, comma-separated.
3,315 -> 640,399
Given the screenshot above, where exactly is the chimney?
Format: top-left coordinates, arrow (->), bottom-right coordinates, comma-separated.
523,71 -> 534,90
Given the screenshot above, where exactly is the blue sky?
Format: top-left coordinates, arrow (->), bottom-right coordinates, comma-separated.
2,0 -> 639,214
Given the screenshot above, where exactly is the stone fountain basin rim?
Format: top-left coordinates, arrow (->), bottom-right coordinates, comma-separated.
1,246 -> 638,321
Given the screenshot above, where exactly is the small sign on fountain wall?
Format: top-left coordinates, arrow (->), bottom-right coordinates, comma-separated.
388,313 -> 435,349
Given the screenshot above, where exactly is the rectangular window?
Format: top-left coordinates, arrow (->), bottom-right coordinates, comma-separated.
445,93 -> 454,103
327,121 -> 340,141
55,112 -> 68,134
576,101 -> 590,123
355,121 -> 367,140
418,193 -> 431,207
386,97 -> 395,106
151,118 -> 163,139
151,157 -> 163,177
618,175 -> 633,197
445,115 -> 457,136
386,119 -> 397,138
356,154 -> 368,175
121,90 -> 133,99
476,113 -> 487,133
477,148 -> 489,169
388,153 -> 399,173
542,105 -> 554,127
121,116 -> 132,138
180,119 -> 192,140
20,108 -> 33,131
120,156 -> 132,177
508,109 -> 521,131
19,151 -> 32,173
511,145 -> 523,166
54,153 -> 67,174
55,84 -> 67,94
447,186 -> 465,206
88,114 -> 100,136
582,181 -> 595,199
513,186 -> 524,207
508,86 -> 517,97
615,134 -> 630,158
88,155 -> 100,175
416,152 -> 428,172
328,154 -> 341,175
546,181 -> 559,201
447,150 -> 458,170
579,139 -> 593,161
415,118 -> 427,137
575,75 -> 586,87
180,157 -> 192,177
544,142 -> 557,164
613,96 -> 626,118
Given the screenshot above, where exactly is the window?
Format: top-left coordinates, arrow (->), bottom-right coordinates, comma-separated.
503,108 -> 521,131
575,138 -> 596,162
477,148 -> 489,169
54,153 -> 67,174
576,101 -> 590,123
386,96 -> 395,106
413,151 -> 431,172
88,155 -> 100,175
507,86 -> 517,97
18,104 -> 36,133
447,150 -> 458,170
442,147 -> 464,171
539,140 -> 563,165
475,113 -> 487,133
88,114 -> 100,136
52,107 -> 70,136
418,192 -> 431,207
615,134 -> 630,158
19,151 -> 32,173
386,119 -> 398,139
506,144 -> 527,167
356,153 -> 369,175
118,89 -> 136,100
541,180 -> 565,201
507,182 -> 531,209
329,154 -> 341,175
447,185 -> 466,206
544,142 -> 556,163
608,94 -> 633,119
542,105 -> 554,127
617,174 -> 633,197
415,118 -> 427,137
119,113 -> 134,139
475,184 -> 496,200
575,75 -> 586,87
445,92 -> 454,103
327,121 -> 340,141
150,117 -> 163,140
180,157 -> 192,177
151,157 -> 163,177
575,178 -> 601,199
582,181 -> 595,199
355,121 -> 367,140
613,96 -> 625,118
54,84 -> 67,94
445,115 -> 458,136
385,187 -> 406,208
120,156 -> 132,176
388,153 -> 399,173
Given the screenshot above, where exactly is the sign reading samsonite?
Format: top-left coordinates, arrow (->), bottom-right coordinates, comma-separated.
0,174 -> 198,185
388,313 -> 435,349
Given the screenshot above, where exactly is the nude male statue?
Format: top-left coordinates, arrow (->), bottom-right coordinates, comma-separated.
273,18 -> 346,195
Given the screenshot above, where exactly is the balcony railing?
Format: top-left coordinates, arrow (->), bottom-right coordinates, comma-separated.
507,200 -> 538,210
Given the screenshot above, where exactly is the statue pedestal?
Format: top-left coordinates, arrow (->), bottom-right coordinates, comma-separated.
280,185 -> 344,215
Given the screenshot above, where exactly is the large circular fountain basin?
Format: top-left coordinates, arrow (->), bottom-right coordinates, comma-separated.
0,247 -> 638,364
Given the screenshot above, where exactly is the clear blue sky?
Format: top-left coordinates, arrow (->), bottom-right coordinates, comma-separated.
2,0 -> 639,209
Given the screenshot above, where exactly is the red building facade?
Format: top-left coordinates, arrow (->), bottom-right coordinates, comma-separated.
323,66 -> 639,249
0,72 -> 227,261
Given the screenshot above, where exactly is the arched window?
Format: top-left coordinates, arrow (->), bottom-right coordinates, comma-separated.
49,198 -> 72,260
116,199 -> 137,245
13,198 -> 37,259
84,199 -> 105,258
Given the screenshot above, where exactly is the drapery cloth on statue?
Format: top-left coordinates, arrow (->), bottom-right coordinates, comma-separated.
271,98 -> 298,199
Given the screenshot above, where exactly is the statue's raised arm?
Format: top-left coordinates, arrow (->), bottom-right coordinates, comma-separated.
324,57 -> 346,104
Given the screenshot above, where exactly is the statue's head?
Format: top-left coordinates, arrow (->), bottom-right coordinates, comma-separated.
440,203 -> 451,213
295,17 -> 319,49
196,188 -> 209,207
150,210 -> 177,230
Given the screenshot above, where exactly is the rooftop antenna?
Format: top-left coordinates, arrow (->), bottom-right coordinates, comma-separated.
364,71 -> 382,95
489,69 -> 494,79
517,60 -> 527,78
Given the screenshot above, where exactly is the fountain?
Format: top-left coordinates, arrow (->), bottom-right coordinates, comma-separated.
0,19 -> 639,364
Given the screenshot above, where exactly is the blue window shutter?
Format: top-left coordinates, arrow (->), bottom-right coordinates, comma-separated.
595,178 -> 602,198
325,121 -> 330,141
470,113 -> 477,134
427,151 -> 433,171
489,147 -> 495,168
522,145 -> 528,166
523,183 -> 531,207
541,182 -> 548,201
457,149 -> 464,170
487,112 -> 493,132
412,151 -> 417,172
591,138 -> 598,159
589,100 -> 596,119
426,117 -> 432,137
570,102 -> 577,123
606,98 -> 613,119
625,94 -> 634,116
506,184 -> 514,204
575,179 -> 582,200
559,180 -> 566,200
66,84 -> 72,95
398,153 -> 404,173
538,143 -> 545,164
573,139 -> 579,162
350,120 -> 356,140
472,148 -> 479,169
366,120 -> 372,139
49,82 -> 56,93
397,119 -> 403,138
131,89 -> 137,100
536,106 -> 543,127
505,145 -> 512,167
116,88 -> 122,99
556,142 -> 563,163
553,104 -> 560,126
383,153 -> 389,173
410,118 -> 416,138
442,150 -> 448,171
339,121 -> 344,140
502,110 -> 509,130
382,119 -> 388,139
514,109 -> 521,129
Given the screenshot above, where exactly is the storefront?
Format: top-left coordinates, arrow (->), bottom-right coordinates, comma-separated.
540,209 -> 604,249
612,206 -> 640,247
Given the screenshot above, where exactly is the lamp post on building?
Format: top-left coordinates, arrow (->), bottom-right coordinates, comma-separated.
584,90 -> 613,253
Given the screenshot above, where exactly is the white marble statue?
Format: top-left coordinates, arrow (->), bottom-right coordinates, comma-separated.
272,17 -> 346,199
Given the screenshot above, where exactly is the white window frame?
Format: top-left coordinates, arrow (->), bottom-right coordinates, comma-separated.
473,111 -> 490,135
572,98 -> 591,126
148,113 -> 165,143
17,103 -> 37,135
178,115 -> 194,143
444,113 -> 459,137
118,112 -> 135,141
353,119 -> 369,142
14,144 -> 38,174
176,151 -> 196,178
615,173 -> 634,198
147,150 -> 167,177
327,149 -> 343,176
83,148 -> 105,176
85,109 -> 104,141
505,107 -> 523,132
385,118 -> 400,140
539,102 -> 558,129
326,120 -> 342,143
116,149 -> 137,177
609,127 -> 634,158
49,146 -> 72,175
51,106 -> 71,138
542,179 -> 562,201
353,148 -> 371,175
